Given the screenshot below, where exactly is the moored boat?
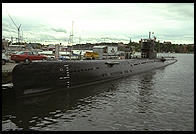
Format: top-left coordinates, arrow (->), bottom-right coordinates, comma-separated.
12,33 -> 177,98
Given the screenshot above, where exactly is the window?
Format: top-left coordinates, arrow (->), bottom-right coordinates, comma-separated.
28,52 -> 33,55
16,51 -> 25,55
32,51 -> 38,55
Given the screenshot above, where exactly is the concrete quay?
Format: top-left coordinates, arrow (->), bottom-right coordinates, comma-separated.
2,62 -> 17,72
2,63 -> 17,84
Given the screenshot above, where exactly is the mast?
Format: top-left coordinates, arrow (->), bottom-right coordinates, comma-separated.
69,21 -> 74,60
71,21 -> 74,44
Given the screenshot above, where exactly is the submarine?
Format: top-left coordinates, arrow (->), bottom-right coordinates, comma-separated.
12,34 -> 177,98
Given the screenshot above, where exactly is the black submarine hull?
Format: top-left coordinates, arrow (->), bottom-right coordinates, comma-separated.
12,58 -> 177,98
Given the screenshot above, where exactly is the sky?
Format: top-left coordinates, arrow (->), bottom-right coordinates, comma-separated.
2,3 -> 194,45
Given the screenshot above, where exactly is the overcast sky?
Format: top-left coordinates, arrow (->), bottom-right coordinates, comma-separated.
2,3 -> 194,45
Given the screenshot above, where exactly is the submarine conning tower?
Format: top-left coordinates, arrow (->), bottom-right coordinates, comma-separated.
140,32 -> 157,59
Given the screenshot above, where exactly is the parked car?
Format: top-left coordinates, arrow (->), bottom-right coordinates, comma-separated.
38,51 -> 55,60
11,51 -> 47,63
2,53 -> 9,65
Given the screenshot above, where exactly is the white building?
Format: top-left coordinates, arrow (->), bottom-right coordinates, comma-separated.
93,45 -> 118,59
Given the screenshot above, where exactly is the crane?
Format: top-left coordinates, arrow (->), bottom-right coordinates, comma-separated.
8,14 -> 21,44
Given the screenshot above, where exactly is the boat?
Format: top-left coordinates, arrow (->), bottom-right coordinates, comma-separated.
12,33 -> 177,98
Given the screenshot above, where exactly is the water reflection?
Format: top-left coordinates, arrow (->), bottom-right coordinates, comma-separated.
2,80 -> 118,131
136,71 -> 157,114
135,71 -> 160,131
2,68 -> 169,131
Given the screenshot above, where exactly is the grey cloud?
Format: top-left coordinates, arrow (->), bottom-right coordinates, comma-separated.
2,18 -> 18,32
35,33 -> 59,41
2,27 -> 16,33
2,15 -> 50,33
155,3 -> 194,20
80,36 -> 129,43
51,27 -> 67,33
31,33 -> 68,43
2,3 -> 194,44
2,19 -> 21,38
2,21 -> 16,33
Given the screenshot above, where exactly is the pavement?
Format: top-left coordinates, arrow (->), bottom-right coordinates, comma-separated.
2,62 -> 18,72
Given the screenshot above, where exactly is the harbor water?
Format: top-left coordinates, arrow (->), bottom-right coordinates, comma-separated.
2,53 -> 194,131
